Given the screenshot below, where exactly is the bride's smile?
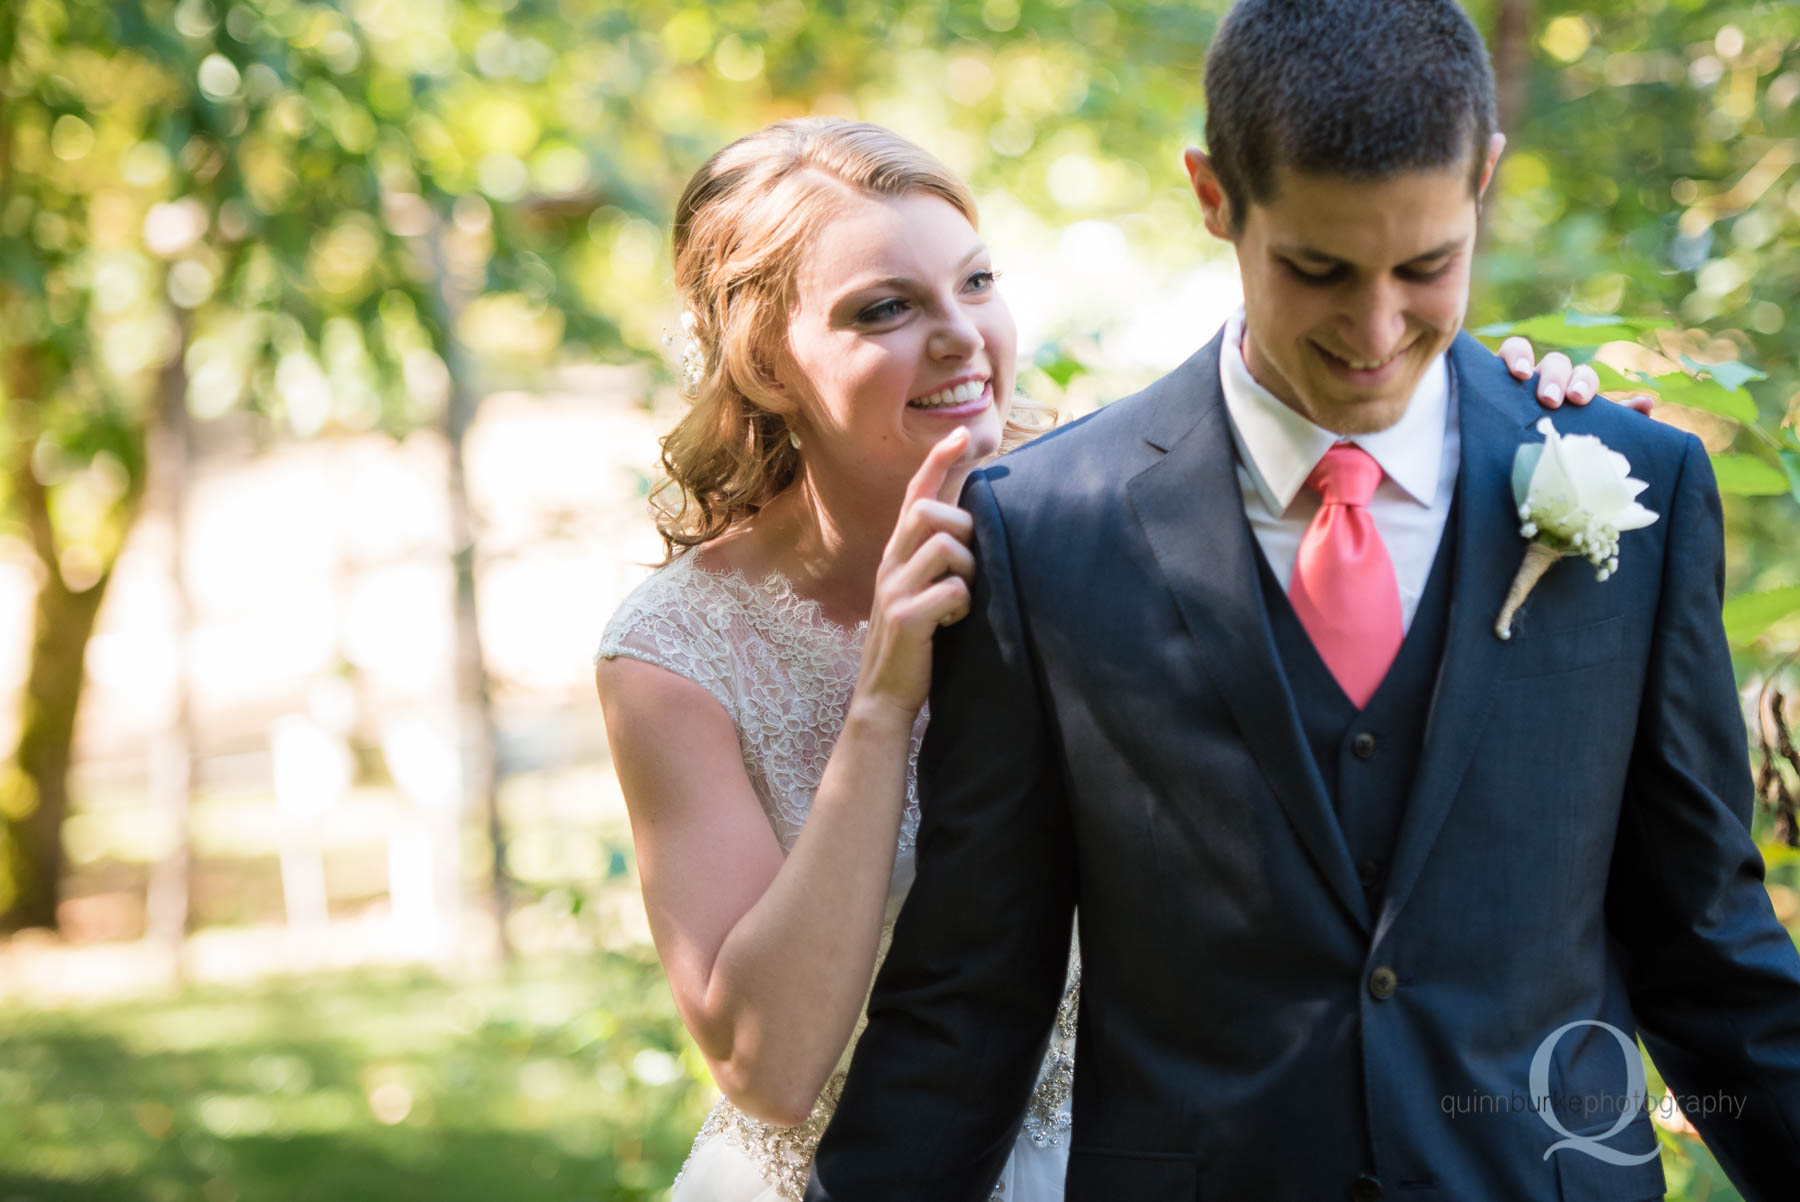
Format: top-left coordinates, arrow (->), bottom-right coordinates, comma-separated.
776,188 -> 1017,491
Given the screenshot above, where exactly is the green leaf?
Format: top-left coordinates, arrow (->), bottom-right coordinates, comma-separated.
1589,362 -> 1644,394
1586,361 -> 1759,422
1761,842 -> 1800,872
1639,372 -> 1758,423
1565,311 -> 1666,330
1472,311 -> 1668,348
1781,450 -> 1800,505
1032,345 -> 1090,389
1711,455 -> 1791,496
1722,586 -> 1800,648
1680,355 -> 1767,392
1511,441 -> 1544,507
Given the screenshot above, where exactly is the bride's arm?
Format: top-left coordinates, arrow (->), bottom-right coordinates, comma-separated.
597,659 -> 915,1126
596,430 -> 977,1128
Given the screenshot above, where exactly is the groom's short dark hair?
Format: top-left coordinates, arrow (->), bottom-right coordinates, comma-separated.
1203,0 -> 1498,232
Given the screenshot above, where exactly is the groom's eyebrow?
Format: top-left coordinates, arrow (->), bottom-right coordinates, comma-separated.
1278,238 -> 1464,267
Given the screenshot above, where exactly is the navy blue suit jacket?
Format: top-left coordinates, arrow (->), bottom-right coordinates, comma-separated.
806,332 -> 1800,1201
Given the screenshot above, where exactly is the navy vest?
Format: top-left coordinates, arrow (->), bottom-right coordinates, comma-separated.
1254,495 -> 1460,902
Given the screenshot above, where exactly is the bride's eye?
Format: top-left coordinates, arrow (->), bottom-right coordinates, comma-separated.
965,269 -> 999,292
858,298 -> 909,323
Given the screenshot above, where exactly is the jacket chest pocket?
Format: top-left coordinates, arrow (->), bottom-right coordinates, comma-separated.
1498,615 -> 1625,681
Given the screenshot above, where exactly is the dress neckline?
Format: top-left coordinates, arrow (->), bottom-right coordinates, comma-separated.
682,547 -> 871,640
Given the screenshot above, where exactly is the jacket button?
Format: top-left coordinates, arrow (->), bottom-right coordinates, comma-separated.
1357,858 -> 1382,889
1349,1173 -> 1383,1202
1368,966 -> 1398,1000
1351,732 -> 1378,759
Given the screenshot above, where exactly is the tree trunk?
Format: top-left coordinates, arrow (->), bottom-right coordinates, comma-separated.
1481,0 -> 1537,246
1,566 -> 113,929
0,354 -> 131,931
426,223 -> 513,962
1493,0 -> 1537,139
446,380 -> 511,962
144,314 -> 195,969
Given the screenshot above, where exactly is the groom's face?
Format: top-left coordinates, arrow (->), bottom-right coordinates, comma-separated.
1188,140 -> 1501,435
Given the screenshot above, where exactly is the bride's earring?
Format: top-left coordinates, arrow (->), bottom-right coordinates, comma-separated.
788,426 -> 802,450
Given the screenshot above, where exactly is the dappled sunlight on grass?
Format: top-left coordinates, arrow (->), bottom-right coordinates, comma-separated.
0,957 -> 712,1202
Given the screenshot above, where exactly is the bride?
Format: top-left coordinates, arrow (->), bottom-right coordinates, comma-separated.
594,118 -> 1604,1201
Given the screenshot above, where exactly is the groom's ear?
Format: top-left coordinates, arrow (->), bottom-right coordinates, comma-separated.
1476,132 -> 1507,198
1183,147 -> 1235,240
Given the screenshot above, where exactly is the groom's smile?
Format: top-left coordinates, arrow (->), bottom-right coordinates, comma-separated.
1186,136 -> 1504,436
1309,337 -> 1418,386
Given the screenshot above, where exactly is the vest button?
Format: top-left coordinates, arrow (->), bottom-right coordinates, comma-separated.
1368,966 -> 1398,1000
1357,858 -> 1382,888
1351,731 -> 1378,759
1349,1174 -> 1384,1202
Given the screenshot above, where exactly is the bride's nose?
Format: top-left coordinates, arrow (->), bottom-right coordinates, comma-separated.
929,303 -> 982,359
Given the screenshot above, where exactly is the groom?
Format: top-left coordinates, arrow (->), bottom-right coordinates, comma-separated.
807,1 -> 1800,1199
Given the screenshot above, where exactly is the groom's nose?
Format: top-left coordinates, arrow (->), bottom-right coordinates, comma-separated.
1339,278 -> 1410,361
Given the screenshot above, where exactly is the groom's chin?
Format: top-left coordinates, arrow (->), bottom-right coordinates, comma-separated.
1287,383 -> 1418,436
1319,395 -> 1416,436
1296,349 -> 1441,434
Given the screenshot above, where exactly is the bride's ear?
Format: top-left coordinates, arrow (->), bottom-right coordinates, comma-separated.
735,321 -> 801,415
1183,148 -> 1234,240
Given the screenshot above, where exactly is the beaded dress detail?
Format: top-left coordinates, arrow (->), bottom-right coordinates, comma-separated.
598,551 -> 1079,1202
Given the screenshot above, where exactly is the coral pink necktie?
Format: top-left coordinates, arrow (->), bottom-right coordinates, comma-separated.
1289,444 -> 1403,709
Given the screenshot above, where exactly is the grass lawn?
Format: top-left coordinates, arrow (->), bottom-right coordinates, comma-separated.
0,935 -> 1767,1202
0,953 -> 713,1202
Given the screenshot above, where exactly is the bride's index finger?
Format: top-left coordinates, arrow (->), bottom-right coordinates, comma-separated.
904,427 -> 971,511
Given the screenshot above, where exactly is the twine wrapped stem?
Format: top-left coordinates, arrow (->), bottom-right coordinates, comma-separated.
1494,542 -> 1565,640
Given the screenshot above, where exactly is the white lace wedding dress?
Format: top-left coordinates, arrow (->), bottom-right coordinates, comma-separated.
597,550 -> 1079,1202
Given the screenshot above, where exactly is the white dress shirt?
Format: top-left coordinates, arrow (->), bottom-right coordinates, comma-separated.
1217,308 -> 1461,632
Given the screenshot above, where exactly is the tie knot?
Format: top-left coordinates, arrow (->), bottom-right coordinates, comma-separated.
1307,444 -> 1383,508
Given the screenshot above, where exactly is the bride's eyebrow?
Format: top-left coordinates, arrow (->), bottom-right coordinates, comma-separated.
835,245 -> 992,298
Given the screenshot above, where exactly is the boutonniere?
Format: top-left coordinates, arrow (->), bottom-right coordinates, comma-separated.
1495,418 -> 1659,640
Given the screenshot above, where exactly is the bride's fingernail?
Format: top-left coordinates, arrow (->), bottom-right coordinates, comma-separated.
1511,358 -> 1530,374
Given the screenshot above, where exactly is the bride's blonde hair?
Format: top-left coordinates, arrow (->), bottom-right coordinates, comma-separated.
654,118 -> 1054,561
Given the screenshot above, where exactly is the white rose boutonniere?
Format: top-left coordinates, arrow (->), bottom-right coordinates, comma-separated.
1495,417 -> 1659,640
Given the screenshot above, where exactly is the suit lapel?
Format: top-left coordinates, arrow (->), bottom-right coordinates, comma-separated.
1374,335 -> 1536,946
1126,336 -> 1371,933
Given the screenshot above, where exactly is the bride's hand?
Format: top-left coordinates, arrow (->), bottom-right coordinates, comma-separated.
856,428 -> 977,719
1499,336 -> 1655,415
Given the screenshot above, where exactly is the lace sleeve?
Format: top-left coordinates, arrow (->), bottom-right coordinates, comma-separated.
596,566 -> 738,725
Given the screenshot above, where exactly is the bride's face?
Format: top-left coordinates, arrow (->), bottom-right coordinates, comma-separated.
776,189 -> 1015,497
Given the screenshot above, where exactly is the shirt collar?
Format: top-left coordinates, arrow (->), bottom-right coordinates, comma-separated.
1218,308 -> 1450,513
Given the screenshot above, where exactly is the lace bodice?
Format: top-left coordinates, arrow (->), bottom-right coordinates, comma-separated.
597,550 -> 1078,1200
597,550 -> 924,853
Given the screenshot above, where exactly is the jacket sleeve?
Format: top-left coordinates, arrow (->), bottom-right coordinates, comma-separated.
807,469 -> 1078,1202
1610,434 -> 1800,1196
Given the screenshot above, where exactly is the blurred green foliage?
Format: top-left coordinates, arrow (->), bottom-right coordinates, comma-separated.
1472,0 -> 1800,664
3,0 -> 1795,493
8,0 -> 1790,623
0,957 -> 712,1202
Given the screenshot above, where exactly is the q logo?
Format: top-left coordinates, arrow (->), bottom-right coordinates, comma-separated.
1528,1020 -> 1660,1166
